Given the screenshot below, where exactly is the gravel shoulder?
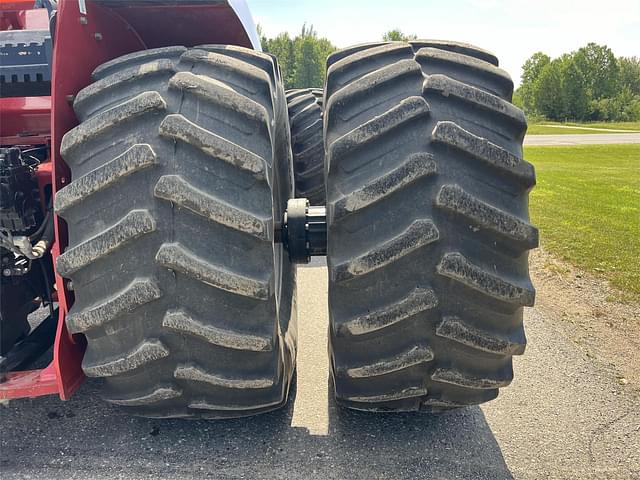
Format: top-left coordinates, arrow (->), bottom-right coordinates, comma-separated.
530,249 -> 640,388
1,260 -> 639,479
484,250 -> 640,480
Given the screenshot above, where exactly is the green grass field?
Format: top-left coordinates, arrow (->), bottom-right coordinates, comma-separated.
527,121 -> 640,135
526,144 -> 640,300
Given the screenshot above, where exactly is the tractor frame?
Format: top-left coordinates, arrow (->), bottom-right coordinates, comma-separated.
0,0 -> 261,401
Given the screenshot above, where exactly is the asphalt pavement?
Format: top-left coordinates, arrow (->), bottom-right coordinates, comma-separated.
1,263 -> 638,479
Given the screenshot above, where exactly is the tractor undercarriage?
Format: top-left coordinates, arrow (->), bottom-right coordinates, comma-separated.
0,0 -> 536,417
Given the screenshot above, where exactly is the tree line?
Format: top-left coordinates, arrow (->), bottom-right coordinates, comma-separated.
515,44 -> 640,122
259,26 -> 418,90
261,26 -> 640,123
259,25 -> 337,89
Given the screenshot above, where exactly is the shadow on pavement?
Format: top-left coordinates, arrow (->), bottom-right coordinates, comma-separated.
2,267 -> 512,479
0,375 -> 513,480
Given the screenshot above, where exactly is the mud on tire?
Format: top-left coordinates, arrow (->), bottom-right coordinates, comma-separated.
324,40 -> 537,411
55,45 -> 297,418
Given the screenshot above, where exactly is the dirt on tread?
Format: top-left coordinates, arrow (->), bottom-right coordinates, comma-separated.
55,46 -> 297,419
324,40 -> 537,411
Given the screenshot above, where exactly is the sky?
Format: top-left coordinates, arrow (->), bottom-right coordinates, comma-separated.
249,0 -> 640,86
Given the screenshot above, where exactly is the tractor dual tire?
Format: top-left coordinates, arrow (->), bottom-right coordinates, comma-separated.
324,40 -> 537,411
55,45 -> 297,419
285,88 -> 325,204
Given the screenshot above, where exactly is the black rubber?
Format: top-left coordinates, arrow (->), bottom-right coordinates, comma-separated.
0,280 -> 33,355
324,40 -> 537,411
285,88 -> 325,204
55,45 -> 297,419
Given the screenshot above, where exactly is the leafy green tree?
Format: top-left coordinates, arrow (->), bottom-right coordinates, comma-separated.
573,43 -> 619,99
518,44 -> 640,121
256,24 -> 268,51
590,86 -> 640,121
618,56 -> 640,95
511,89 -> 524,110
293,25 -> 324,88
561,55 -> 589,120
316,37 -> 336,68
522,52 -> 551,86
382,29 -> 417,41
261,24 -> 336,89
263,32 -> 296,87
519,52 -> 550,113
535,59 -> 565,120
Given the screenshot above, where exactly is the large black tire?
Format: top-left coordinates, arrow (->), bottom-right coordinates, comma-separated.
324,41 -> 537,411
55,45 -> 297,419
285,88 -> 325,204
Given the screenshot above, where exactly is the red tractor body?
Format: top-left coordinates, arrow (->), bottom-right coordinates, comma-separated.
0,0 -> 259,401
1,2 -> 534,418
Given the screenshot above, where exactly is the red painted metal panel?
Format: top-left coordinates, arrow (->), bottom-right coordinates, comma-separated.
48,0 -> 256,400
0,0 -> 34,9
0,96 -> 51,140
19,8 -> 49,29
0,365 -> 59,399
44,0 -> 149,402
0,3 -> 48,31
2,0 -> 256,401
105,4 -> 253,49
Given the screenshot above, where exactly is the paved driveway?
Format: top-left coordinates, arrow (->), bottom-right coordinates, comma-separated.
524,133 -> 640,145
1,264 -> 638,479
